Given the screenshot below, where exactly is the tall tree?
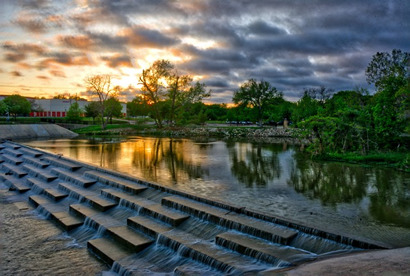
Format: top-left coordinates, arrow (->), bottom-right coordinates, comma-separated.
85,74 -> 119,129
366,49 -> 409,148
3,94 -> 31,120
233,79 -> 282,126
171,80 -> 211,125
167,74 -> 191,125
139,60 -> 210,127
139,60 -> 173,128
366,49 -> 409,91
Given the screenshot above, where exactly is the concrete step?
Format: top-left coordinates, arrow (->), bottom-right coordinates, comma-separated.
88,238 -> 130,266
215,232 -> 316,266
29,195 -> 83,231
19,147 -> 43,157
69,204 -> 123,230
22,156 -> 49,168
106,225 -> 154,252
128,216 -> 264,274
26,177 -> 68,201
3,143 -> 21,150
164,231 -> 267,274
102,188 -> 189,226
3,148 -> 23,157
0,173 -> 31,193
51,168 -> 96,187
59,182 -> 117,211
1,163 -> 27,178
1,154 -> 23,165
162,196 -> 298,245
84,171 -> 148,195
22,164 -> 57,182
127,216 -> 174,238
44,156 -> 82,171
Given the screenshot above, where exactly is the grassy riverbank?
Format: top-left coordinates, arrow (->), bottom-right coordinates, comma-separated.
321,152 -> 409,172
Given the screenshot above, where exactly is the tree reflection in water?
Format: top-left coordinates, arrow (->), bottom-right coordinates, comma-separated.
228,141 -> 282,187
130,138 -> 209,184
289,152 -> 410,228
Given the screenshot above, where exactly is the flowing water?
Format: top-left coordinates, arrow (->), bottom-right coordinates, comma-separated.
2,136 -> 409,274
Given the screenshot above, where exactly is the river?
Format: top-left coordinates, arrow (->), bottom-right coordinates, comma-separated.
22,136 -> 410,248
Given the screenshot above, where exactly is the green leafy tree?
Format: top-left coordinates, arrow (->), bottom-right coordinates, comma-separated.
139,60 -> 173,128
0,100 -> 7,115
366,49 -> 409,91
292,92 -> 320,123
66,102 -> 82,123
85,101 -> 100,124
127,96 -> 150,117
3,94 -> 31,120
298,115 -> 342,155
172,81 -> 211,125
139,60 -> 210,127
233,79 -> 282,126
104,97 -> 123,124
265,97 -> 294,124
205,104 -> 228,121
366,49 -> 409,149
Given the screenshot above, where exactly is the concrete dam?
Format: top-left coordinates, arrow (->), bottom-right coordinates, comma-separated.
0,140 -> 387,275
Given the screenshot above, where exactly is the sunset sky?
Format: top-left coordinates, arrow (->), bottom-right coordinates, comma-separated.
0,0 -> 409,103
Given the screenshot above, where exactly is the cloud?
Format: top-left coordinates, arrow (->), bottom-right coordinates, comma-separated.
14,12 -> 47,33
49,70 -> 66,78
122,27 -> 180,48
37,52 -> 91,69
4,52 -> 26,62
36,75 -> 49,80
58,35 -> 94,50
1,0 -> 409,103
10,71 -> 23,77
101,54 -> 133,68
2,41 -> 46,63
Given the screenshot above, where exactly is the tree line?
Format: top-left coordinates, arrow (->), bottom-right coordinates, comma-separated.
1,49 -> 408,155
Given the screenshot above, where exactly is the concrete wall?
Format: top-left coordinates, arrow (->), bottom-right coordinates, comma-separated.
0,124 -> 78,140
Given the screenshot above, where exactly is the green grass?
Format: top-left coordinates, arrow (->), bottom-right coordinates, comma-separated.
74,124 -> 155,135
323,151 -> 409,172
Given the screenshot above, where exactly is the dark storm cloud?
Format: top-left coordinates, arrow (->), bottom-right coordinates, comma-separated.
204,78 -> 231,88
2,0 -> 409,102
245,21 -> 287,36
126,27 -> 180,48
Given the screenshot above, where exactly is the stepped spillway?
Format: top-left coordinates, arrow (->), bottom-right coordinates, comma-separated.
0,140 -> 389,275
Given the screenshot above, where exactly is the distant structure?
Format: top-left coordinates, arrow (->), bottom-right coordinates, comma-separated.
31,98 -> 89,117
0,96 -> 127,118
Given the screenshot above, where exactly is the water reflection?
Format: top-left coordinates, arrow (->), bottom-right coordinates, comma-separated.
369,170 -> 410,227
24,137 -> 410,232
289,159 -> 368,206
228,141 -> 282,187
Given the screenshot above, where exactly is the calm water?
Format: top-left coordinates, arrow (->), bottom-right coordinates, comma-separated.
23,136 -> 410,247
